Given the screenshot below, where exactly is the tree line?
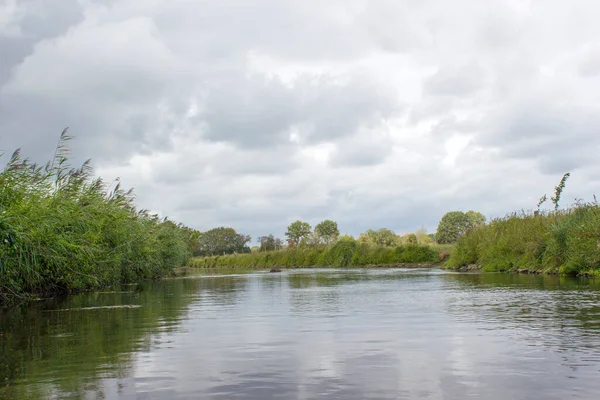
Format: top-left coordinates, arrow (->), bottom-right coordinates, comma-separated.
195,210 -> 487,257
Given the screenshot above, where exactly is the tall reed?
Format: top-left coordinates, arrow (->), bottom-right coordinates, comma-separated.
0,130 -> 194,304
446,203 -> 600,275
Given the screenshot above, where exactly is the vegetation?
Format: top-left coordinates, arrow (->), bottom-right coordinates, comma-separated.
0,130 -> 198,305
197,227 -> 251,256
285,220 -> 312,246
357,228 -> 399,247
189,236 -> 444,269
314,220 -> 340,245
435,210 -> 486,244
447,173 -> 600,275
258,234 -> 284,252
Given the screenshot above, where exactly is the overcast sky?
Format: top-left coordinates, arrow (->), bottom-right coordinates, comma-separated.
2,0 -> 600,241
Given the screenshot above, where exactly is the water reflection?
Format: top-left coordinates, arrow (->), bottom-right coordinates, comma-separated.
1,269 -> 600,399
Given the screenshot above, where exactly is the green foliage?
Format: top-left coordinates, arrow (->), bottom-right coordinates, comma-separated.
258,234 -> 283,252
314,220 -> 340,245
189,237 -> 439,269
436,210 -> 486,244
445,173 -> 600,275
405,233 -> 418,245
0,131 -> 195,305
550,172 -> 570,211
285,220 -> 312,246
197,227 -> 251,256
447,203 -> 600,275
326,236 -> 357,267
357,228 -> 399,247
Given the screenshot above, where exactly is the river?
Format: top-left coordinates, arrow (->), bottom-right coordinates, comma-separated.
1,268 -> 600,399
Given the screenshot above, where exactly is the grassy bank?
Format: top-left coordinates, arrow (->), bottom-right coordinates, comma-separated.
446,203 -> 600,275
189,239 -> 447,269
0,132 -> 195,305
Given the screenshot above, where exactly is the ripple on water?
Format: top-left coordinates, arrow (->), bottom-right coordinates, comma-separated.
2,269 -> 600,400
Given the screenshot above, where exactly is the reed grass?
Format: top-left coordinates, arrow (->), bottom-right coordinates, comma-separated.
188,239 -> 443,269
0,130 -> 194,305
446,203 -> 600,275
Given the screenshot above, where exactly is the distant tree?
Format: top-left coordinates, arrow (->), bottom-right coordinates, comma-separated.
198,227 -> 251,256
299,232 -> 322,248
465,211 -> 486,229
436,210 -> 486,244
405,233 -> 418,245
178,225 -> 202,256
358,228 -> 399,247
314,220 -> 340,245
415,226 -> 432,244
258,234 -> 283,252
285,220 -> 312,246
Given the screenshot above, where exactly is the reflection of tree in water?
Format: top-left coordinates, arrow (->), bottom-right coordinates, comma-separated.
286,270 -> 404,315
440,273 -> 600,370
0,277 -> 205,399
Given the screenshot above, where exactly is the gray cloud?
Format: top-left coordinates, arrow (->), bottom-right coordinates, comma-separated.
3,0 -> 600,241
424,65 -> 484,97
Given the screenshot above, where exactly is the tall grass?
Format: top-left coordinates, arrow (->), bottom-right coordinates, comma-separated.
189,238 -> 443,269
0,130 -> 194,305
446,203 -> 600,275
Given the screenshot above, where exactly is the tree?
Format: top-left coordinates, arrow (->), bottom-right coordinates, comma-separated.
285,220 -> 312,246
314,220 -> 340,245
465,211 -> 486,229
258,234 -> 283,252
299,232 -> 322,248
357,228 -> 399,247
178,225 -> 202,256
436,210 -> 486,244
403,233 -> 418,245
415,226 -> 432,244
197,227 -> 251,256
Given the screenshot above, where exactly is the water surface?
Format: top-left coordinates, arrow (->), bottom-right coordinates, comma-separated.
2,268 -> 600,399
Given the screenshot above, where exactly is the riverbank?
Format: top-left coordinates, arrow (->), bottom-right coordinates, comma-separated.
0,132 -> 197,307
188,240 -> 447,269
445,202 -> 600,276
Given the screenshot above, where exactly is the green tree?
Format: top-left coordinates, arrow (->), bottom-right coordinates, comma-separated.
465,210 -> 486,229
198,227 -> 251,256
405,233 -> 418,245
357,228 -> 399,247
314,220 -> 340,245
415,226 -> 433,244
436,210 -> 486,244
286,220 -> 312,246
179,225 -> 202,256
258,234 -> 283,252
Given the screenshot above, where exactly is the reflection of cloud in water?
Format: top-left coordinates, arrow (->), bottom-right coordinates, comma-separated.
10,269 -> 600,399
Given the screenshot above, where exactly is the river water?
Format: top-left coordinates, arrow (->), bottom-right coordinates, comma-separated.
1,268 -> 600,399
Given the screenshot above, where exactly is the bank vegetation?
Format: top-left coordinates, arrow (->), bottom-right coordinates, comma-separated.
0,130 -> 199,305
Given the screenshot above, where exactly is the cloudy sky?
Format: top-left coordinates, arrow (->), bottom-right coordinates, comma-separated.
2,0 -> 600,241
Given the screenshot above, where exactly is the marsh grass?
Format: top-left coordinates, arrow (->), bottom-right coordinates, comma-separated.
0,130 -> 193,305
446,203 -> 600,275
